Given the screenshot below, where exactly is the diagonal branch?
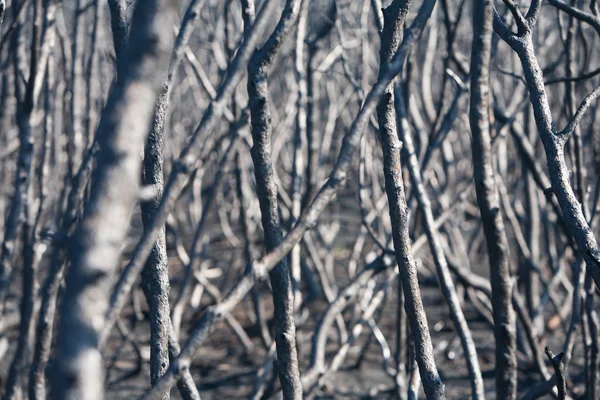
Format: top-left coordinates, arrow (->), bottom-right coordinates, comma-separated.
492,8 -> 519,43
547,0 -> 600,36
136,1 -> 439,398
559,85 -> 600,138
501,0 -> 528,33
525,0 -> 543,25
494,0 -> 600,294
100,0 -> 278,345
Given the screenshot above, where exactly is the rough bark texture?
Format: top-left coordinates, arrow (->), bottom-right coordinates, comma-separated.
137,1 -> 210,396
396,85 -> 484,399
100,0 -> 279,341
247,1 -> 304,398
470,1 -> 517,398
130,2 -> 438,397
493,4 -> 600,293
50,1 -> 174,398
141,84 -> 171,399
375,1 -> 445,399
107,0 -> 129,68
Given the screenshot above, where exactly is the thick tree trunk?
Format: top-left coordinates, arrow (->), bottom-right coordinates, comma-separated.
50,1 -> 175,398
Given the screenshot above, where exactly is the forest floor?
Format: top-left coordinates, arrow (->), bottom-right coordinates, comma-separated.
98,281 -> 577,399
0,250 -> 582,399
0,192 -> 584,399
98,238 -> 580,400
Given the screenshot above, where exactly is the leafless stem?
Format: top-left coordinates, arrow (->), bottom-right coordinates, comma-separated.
545,348 -> 567,400
50,1 -> 175,398
247,1 -> 304,397
471,0 -> 517,397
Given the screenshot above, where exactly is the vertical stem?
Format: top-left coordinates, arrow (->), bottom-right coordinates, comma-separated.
303,43 -> 318,209
470,1 -> 517,398
396,83 -> 484,399
4,0 -> 45,396
51,1 -> 174,398
0,0 -> 38,305
524,108 -> 542,332
69,0 -> 84,170
5,220 -> 36,400
585,272 -> 599,399
395,283 -> 407,400
375,1 -> 445,398
141,84 -> 171,399
247,1 -> 304,398
107,0 -> 129,69
84,0 -> 101,140
290,2 -> 308,310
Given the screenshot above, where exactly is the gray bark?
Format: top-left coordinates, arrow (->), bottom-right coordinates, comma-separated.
375,1 -> 445,399
101,0 -> 279,341
493,4 -> 600,292
247,1 -> 304,398
470,1 -> 517,398
141,84 -> 171,399
50,0 -> 175,398
395,83 -> 484,399
107,0 -> 129,69
136,2 -> 437,395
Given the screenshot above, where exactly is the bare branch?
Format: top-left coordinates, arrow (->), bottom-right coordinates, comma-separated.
559,85 -> 600,138
547,0 -> 600,36
247,0 -> 304,397
500,0 -> 528,33
545,348 -> 567,400
470,0 -> 517,397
